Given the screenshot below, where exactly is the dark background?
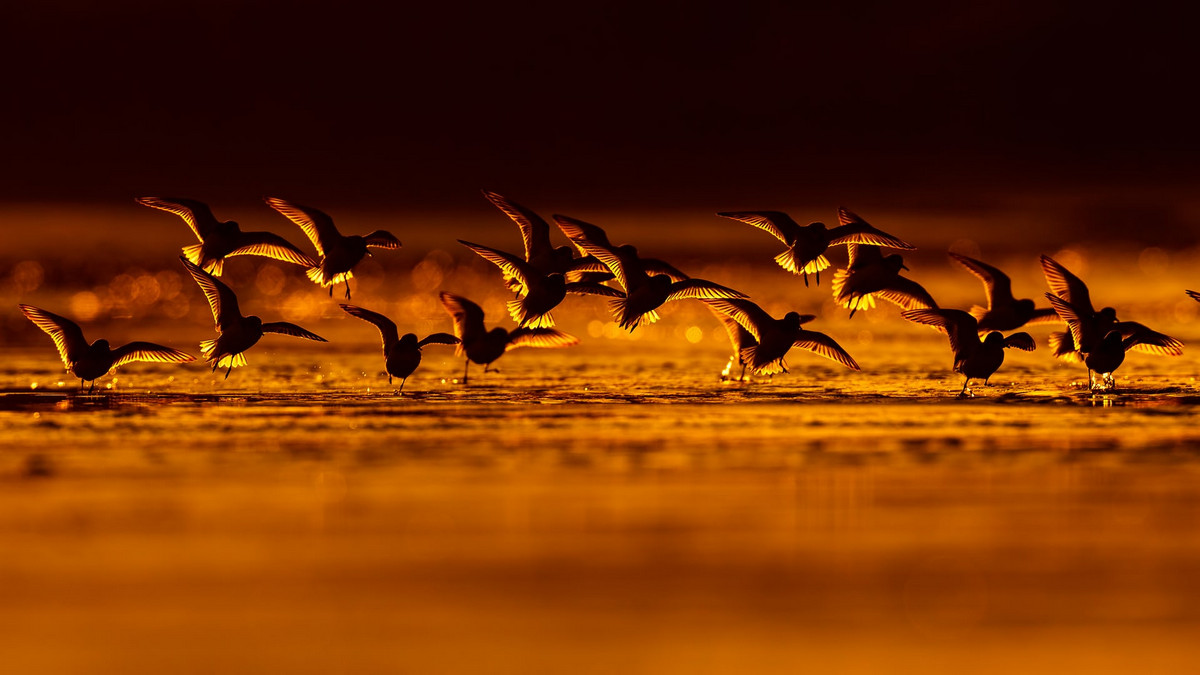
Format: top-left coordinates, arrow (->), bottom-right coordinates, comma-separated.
2,0 -> 1195,211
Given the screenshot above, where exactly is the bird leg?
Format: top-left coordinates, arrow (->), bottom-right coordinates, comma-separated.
815,269 -> 820,286
958,376 -> 971,398
462,359 -> 469,385
328,285 -> 333,298
89,380 -> 96,394
344,281 -> 352,300
399,378 -> 407,395
225,364 -> 233,380
803,271 -> 809,288
388,374 -> 393,385
739,364 -> 747,382
79,378 -> 84,391
1087,369 -> 1096,391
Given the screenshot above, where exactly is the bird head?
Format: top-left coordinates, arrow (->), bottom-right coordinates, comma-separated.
983,332 -> 1005,348
886,254 -> 908,272
91,338 -> 110,351
248,315 -> 263,330
1098,307 -> 1118,322
1017,298 -> 1036,314
400,333 -> 419,348
619,244 -> 638,258
650,274 -> 673,290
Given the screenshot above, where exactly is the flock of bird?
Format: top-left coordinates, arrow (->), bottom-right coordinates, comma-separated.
15,192 -> 1196,396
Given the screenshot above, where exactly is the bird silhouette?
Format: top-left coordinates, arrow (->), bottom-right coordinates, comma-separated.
439,292 -> 579,383
555,215 -> 746,330
707,303 -> 759,382
717,207 -> 914,286
831,243 -> 936,318
458,239 -> 623,328
19,304 -> 194,392
949,253 -> 1059,331
264,197 -> 401,299
706,299 -> 860,377
340,304 -> 458,393
481,191 -> 613,286
180,256 -> 328,378
903,308 -> 1035,396
137,197 -> 316,276
1188,290 -> 1200,303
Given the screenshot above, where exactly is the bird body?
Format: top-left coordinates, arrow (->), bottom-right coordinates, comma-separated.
19,304 -> 194,391
439,292 -> 579,383
706,299 -> 859,376
903,307 -> 1035,396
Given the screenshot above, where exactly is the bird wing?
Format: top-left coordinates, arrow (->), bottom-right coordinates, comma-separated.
571,239 -> 629,292
642,258 -> 690,282
715,211 -> 802,245
703,298 -> 771,342
705,302 -> 757,351
845,243 -> 885,269
264,197 -> 340,256
136,196 -> 218,241
226,231 -> 318,267
417,332 -> 460,348
553,214 -> 614,256
483,191 -> 554,262
459,239 -> 536,294
1187,290 -> 1200,303
260,322 -> 328,342
1115,321 -> 1184,356
666,279 -> 748,301
875,277 -> 937,310
111,342 -> 195,367
1003,332 -> 1037,351
439,292 -> 486,351
1026,307 -> 1063,325
1040,255 -> 1095,315
364,230 -> 402,249
19,304 -> 89,368
836,207 -> 868,226
793,330 -> 861,371
902,308 -> 976,355
340,303 -> 398,347
181,256 -> 241,326
1043,293 -> 1090,353
948,253 -> 1014,309
506,327 -> 580,351
564,282 -> 626,298
827,222 -> 916,250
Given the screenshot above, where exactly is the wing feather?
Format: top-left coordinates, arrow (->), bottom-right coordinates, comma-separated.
483,191 -> 553,262
716,211 -> 802,245
459,239 -> 535,293
703,298 -> 770,342
260,322 -> 328,342
136,196 -> 218,241
1003,332 -> 1037,351
793,330 -> 860,370
827,223 -> 915,250
505,328 -> 580,351
181,256 -> 241,325
1040,255 -> 1094,315
948,253 -> 1013,309
417,332 -> 460,348
111,342 -> 195,367
264,197 -> 341,256
340,304 -> 398,347
226,231 -> 318,267
19,304 -> 88,368
665,279 -> 747,301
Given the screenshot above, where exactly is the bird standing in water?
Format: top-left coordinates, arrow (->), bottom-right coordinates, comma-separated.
180,257 -> 328,378
706,299 -> 860,378
19,304 -> 194,392
903,307 -> 1036,396
949,252 -> 1059,331
340,304 -> 458,393
137,197 -> 316,276
717,207 -> 914,286
265,197 -> 401,299
439,292 -> 579,384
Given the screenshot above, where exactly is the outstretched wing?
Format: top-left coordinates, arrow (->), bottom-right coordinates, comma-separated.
665,279 -> 747,302
794,330 -> 861,371
948,253 -> 1014,309
1116,321 -> 1184,356
506,327 -> 580,351
553,214 -> 614,256
902,308 -> 976,355
642,258 -> 690,282
439,292 -> 487,350
364,230 -> 401,250
264,197 -> 341,256
1040,255 -> 1095,315
703,298 -> 771,342
483,191 -> 554,262
227,231 -> 318,267
181,256 -> 241,326
19,304 -> 89,368
417,332 -> 460,348
459,239 -> 536,294
1186,290 -> 1199,303
827,222 -> 915,251
340,304 -> 398,347
565,282 -> 625,298
845,242 -> 885,269
261,322 -> 328,342
111,342 -> 195,367
716,211 -> 802,245
136,197 -> 219,241
1044,293 -> 1089,352
875,277 -> 937,311
1003,332 -> 1037,351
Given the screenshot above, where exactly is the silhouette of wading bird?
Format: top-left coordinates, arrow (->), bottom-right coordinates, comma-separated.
705,299 -> 860,378
264,197 -> 401,299
18,304 -> 194,392
481,191 -> 613,287
439,292 -> 579,384
339,304 -> 459,393
458,239 -> 624,328
717,208 -> 915,287
555,215 -> 747,330
137,197 -> 316,276
832,243 -> 936,318
903,308 -> 1035,397
949,253 -> 1060,331
180,257 -> 328,378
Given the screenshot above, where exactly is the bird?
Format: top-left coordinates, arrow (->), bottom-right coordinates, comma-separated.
1044,293 -> 1182,390
18,304 -> 194,392
1040,255 -> 1182,365
137,197 -> 316,276
180,256 -> 328,378
1188,290 -> 1200,302
706,299 -> 860,378
439,292 -> 580,384
339,304 -> 459,393
706,302 -> 759,382
717,207 -> 915,286
948,252 -> 1060,331
264,197 -> 402,299
902,307 -> 1035,396
831,243 -> 936,318
481,191 -> 612,285
555,215 -> 747,330
458,239 -> 623,328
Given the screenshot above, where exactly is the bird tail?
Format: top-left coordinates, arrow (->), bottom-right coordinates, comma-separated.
611,299 -> 658,330
1048,331 -> 1082,363
507,300 -> 555,328
742,346 -> 787,376
181,244 -> 204,267
200,339 -> 217,358
200,340 -> 247,369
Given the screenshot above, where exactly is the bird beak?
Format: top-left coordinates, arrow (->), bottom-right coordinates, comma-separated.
901,264 -> 910,271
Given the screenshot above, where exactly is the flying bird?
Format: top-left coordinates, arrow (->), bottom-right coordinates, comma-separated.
19,304 -> 194,392
264,197 -> 401,299
706,299 -> 859,378
717,207 -> 915,286
555,215 -> 746,330
458,239 -> 623,328
903,307 -> 1035,396
340,304 -> 458,393
439,292 -> 579,384
831,243 -> 936,318
180,256 -> 328,378
481,191 -> 612,285
948,252 -> 1059,331
137,197 -> 316,276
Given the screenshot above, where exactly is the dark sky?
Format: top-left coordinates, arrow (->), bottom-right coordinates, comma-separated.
3,1 -> 1195,209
